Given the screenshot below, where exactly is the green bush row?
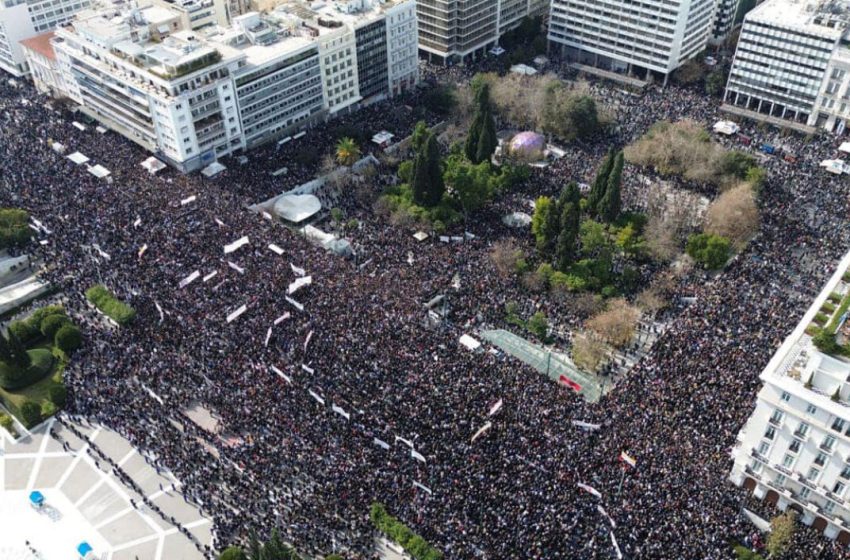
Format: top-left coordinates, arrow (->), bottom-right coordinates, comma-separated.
85,285 -> 136,326
370,503 -> 443,560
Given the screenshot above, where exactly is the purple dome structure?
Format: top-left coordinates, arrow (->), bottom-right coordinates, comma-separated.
508,131 -> 545,160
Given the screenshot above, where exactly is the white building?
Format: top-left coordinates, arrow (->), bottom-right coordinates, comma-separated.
417,0 -> 546,64
0,0 -> 93,75
710,0 -> 741,44
19,31 -> 63,95
548,0 -> 717,83
724,0 -> 850,132
730,250 -> 850,546
45,0 -> 418,170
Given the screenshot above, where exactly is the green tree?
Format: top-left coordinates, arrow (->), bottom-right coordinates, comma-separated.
531,196 -> 554,255
599,151 -> 624,222
411,133 -> 444,207
556,201 -> 580,271
527,312 -> 548,340
20,400 -> 41,427
0,332 -> 11,363
8,329 -> 30,369
48,384 -> 67,407
588,149 -> 614,214
55,324 -> 82,353
766,511 -> 796,558
475,104 -> 497,164
566,95 -> 599,139
411,121 -> 429,153
218,547 -> 247,560
558,181 -> 581,209
444,155 -> 492,219
465,83 -> 497,164
686,233 -> 731,269
335,137 -> 360,166
579,219 -> 611,256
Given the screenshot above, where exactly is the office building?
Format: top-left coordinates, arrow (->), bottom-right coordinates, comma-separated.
0,0 -> 93,75
724,0 -> 850,132
710,0 -> 741,44
417,0 -> 546,64
730,251 -> 850,545
548,0 -> 717,83
45,0 -> 417,170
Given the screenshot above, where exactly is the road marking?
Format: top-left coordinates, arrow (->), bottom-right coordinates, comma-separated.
56,426 -> 101,489
25,418 -> 55,490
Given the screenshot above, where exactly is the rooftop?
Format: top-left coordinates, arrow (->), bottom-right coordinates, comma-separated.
19,31 -> 56,61
748,0 -> 850,39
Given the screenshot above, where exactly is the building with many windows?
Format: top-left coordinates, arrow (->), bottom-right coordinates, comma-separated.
710,0 -> 741,44
724,0 -> 850,132
417,0 -> 546,64
0,0 -> 93,75
548,0 -> 717,83
44,0 -> 417,170
731,250 -> 850,545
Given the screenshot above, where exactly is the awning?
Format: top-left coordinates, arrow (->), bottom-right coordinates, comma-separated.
67,152 -> 89,165
51,142 -> 65,153
510,64 -> 537,76
141,156 -> 166,174
372,131 -> 394,145
460,334 -> 481,351
88,164 -> 111,178
201,161 -> 226,177
274,194 -> 321,223
413,231 -> 429,241
713,120 -> 739,135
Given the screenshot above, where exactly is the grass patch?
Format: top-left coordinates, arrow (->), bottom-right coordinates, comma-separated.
822,301 -> 837,314
829,291 -> 842,304
0,344 -> 67,428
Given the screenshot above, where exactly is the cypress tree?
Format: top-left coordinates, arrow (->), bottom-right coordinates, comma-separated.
8,329 -> 30,369
540,200 -> 561,259
558,181 -> 581,210
475,104 -> 497,164
600,151 -> 624,223
556,201 -> 581,271
412,133 -> 444,207
465,83 -> 497,164
587,149 -> 614,215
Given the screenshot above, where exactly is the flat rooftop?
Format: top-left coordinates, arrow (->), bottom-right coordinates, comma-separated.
748,0 -> 850,39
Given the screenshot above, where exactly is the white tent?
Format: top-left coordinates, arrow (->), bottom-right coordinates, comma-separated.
201,161 -> 226,177
840,142 -> 850,154
51,142 -> 65,154
821,159 -> 847,175
71,121 -> 86,131
67,152 -> 89,165
502,212 -> 532,227
88,164 -> 111,178
459,334 -> 482,351
274,194 -> 321,223
712,120 -> 739,135
510,64 -> 538,76
372,131 -> 394,147
141,156 -> 166,174
413,231 -> 429,242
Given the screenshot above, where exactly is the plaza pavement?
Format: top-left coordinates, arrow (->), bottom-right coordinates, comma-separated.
0,415 -> 212,560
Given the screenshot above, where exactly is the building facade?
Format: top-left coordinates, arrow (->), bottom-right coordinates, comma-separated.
42,0 -> 417,170
731,250 -> 850,545
548,0 -> 717,82
19,31 -> 62,95
0,0 -> 92,75
724,0 -> 850,132
710,0 -> 740,44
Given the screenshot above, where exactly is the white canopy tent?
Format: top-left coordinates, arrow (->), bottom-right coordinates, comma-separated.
712,120 -> 740,135
274,194 -> 321,223
67,152 -> 89,165
201,161 -> 226,177
821,159 -> 848,175
88,164 -> 111,178
372,131 -> 394,147
460,334 -> 482,351
51,142 -> 65,154
141,156 -> 166,174
510,64 -> 537,76
840,142 -> 850,154
489,46 -> 505,56
502,212 -> 532,227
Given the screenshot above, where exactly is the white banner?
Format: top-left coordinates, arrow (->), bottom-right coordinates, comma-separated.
285,296 -> 303,311
610,532 -> 622,560
264,327 -> 272,348
271,365 -> 291,384
413,482 -> 433,495
154,301 -> 164,323
274,312 -> 290,325
597,505 -> 616,528
577,482 -> 602,499
395,436 -> 414,449
269,244 -> 284,255
290,263 -> 306,277
138,244 -> 148,259
214,218 -> 226,227
93,243 -> 111,260
304,330 -> 313,352
224,236 -> 249,254
288,276 -> 312,295
488,399 -> 503,416
301,364 -> 314,374
227,261 -> 245,274
179,270 -> 201,288
373,437 -> 390,450
133,217 -> 141,228
332,404 -> 350,420
411,449 -> 426,463
203,271 -> 218,282
226,304 -> 248,323
262,211 -> 273,221
471,422 -> 492,443
180,195 -> 197,206
571,420 -> 601,431
308,389 -> 325,405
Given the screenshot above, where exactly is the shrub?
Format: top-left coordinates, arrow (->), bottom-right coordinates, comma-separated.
40,313 -> 70,338
822,301 -> 837,314
31,304 -> 65,329
41,401 -> 57,418
813,331 -> 842,355
370,502 -> 443,560
85,285 -> 136,326
0,208 -> 31,249
527,312 -> 548,340
20,400 -> 42,427
8,320 -> 39,346
0,348 -> 54,390
48,384 -> 67,407
814,312 -> 829,325
830,292 -> 843,303
0,412 -> 14,433
686,233 -> 731,270
55,324 -> 82,353
218,547 -> 247,560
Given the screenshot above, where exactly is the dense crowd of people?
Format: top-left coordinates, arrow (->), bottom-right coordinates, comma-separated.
3,54 -> 850,560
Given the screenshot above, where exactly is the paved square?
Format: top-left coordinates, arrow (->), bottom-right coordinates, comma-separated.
0,416 -> 212,559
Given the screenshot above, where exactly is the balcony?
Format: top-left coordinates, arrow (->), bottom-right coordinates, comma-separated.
769,416 -> 783,427
820,442 -> 836,453
793,429 -> 809,440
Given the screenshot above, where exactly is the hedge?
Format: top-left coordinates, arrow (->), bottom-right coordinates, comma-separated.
0,412 -> 15,436
20,400 -> 41,427
48,384 -> 67,407
9,304 -> 67,346
218,548 -> 247,560
55,324 -> 82,353
85,285 -> 136,326
370,503 -> 443,560
40,313 -> 70,338
0,348 -> 54,390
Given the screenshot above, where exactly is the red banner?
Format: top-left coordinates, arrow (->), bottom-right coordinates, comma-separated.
559,375 -> 582,392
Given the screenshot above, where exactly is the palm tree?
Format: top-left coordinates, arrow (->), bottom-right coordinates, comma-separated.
335,137 -> 360,166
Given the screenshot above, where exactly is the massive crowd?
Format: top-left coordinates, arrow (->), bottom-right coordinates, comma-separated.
2,54 -> 850,560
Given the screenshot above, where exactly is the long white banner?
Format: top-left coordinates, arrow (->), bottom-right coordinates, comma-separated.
271,365 -> 291,384
268,243 -> 284,255
308,390 -> 325,405
287,276 -> 312,295
224,236 -> 249,254
332,404 -> 350,420
285,296 -> 303,311
226,304 -> 248,323
179,270 -> 201,288
471,422 -> 492,443
227,261 -> 245,274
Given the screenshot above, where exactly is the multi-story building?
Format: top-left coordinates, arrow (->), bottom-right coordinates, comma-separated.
724,0 -> 850,132
0,0 -> 93,75
548,0 -> 717,84
730,250 -> 850,546
148,0 -> 230,30
19,31 -> 63,95
417,0 -> 545,64
44,0 -> 417,170
710,0 -> 741,44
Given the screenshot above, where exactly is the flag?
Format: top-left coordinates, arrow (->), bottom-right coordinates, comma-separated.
597,505 -> 616,528
285,296 -> 304,311
471,422 -> 492,443
180,195 -> 197,206
264,327 -> 272,348
268,243 -> 284,255
395,436 -> 414,448
301,364 -> 314,374
202,271 -> 218,282
559,375 -> 582,392
227,261 -> 245,274
304,330 -> 313,352
571,420 -> 601,431
414,481 -> 433,495
138,244 -> 148,259
154,301 -> 164,323
308,389 -> 324,405
488,399 -> 503,416
179,270 -> 200,288
610,531 -> 623,559
274,312 -> 290,325
133,217 -> 141,228
290,263 -> 306,276
226,304 -> 247,323
332,404 -> 350,420
619,451 -> 637,469
411,449 -> 426,463
373,437 -> 390,450
577,482 -> 602,499
224,236 -> 249,254
271,365 -> 291,384
288,276 -> 312,294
